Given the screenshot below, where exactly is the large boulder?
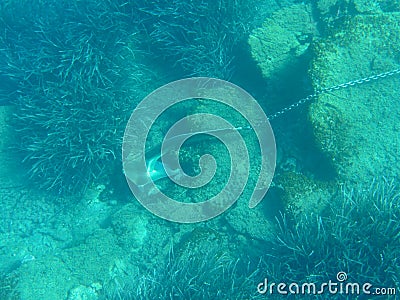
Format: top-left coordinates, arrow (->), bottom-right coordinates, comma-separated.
309,12 -> 400,184
249,4 -> 317,81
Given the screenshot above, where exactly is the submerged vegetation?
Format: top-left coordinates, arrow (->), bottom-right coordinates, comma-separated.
263,179 -> 400,292
102,245 -> 262,300
0,1 -> 141,193
0,0 -> 399,298
95,179 -> 399,299
131,0 -> 264,79
0,0 -> 266,194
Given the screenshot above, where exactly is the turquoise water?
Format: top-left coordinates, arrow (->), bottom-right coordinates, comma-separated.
0,0 -> 399,299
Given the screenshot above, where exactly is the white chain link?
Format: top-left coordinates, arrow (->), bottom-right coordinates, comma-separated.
267,68 -> 400,121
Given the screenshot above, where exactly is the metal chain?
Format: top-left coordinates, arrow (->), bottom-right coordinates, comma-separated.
267,67 -> 400,121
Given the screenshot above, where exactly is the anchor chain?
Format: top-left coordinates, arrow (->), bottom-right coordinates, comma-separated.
267,68 -> 400,121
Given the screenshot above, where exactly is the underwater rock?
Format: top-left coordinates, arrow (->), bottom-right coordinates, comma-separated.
225,199 -> 277,243
17,256 -> 78,300
353,0 -> 383,13
309,12 -> 400,184
352,0 -> 400,13
273,172 -> 333,217
315,0 -> 400,16
67,284 -> 101,300
315,0 -> 344,15
315,0 -> 383,14
110,203 -> 149,250
248,4 -> 317,80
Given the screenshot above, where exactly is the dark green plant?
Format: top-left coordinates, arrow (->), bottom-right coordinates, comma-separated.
101,245 -> 263,300
263,179 -> 400,293
0,273 -> 19,300
0,0 -> 147,193
132,0 -> 266,79
0,0 -> 268,194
